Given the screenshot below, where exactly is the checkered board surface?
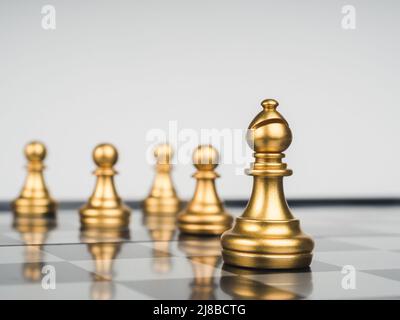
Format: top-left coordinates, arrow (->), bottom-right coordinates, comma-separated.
1,204 -> 400,300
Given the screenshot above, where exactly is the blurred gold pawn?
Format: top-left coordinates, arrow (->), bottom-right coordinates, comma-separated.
79,144 -> 131,230
143,144 -> 181,214
177,145 -> 232,235
221,99 -> 314,269
12,141 -> 56,217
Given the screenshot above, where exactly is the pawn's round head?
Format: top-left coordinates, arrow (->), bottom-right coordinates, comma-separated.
247,98 -> 292,153
93,143 -> 118,167
154,143 -> 173,164
25,141 -> 46,162
193,145 -> 219,170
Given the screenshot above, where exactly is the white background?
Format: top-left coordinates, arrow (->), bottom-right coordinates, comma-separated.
1,0 -> 399,201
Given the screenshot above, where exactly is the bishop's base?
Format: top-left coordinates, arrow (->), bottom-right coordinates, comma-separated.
222,249 -> 313,269
221,217 -> 314,269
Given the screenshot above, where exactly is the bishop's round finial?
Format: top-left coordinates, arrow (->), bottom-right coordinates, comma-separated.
93,144 -> 118,167
261,98 -> 279,110
193,145 -> 219,170
247,98 -> 292,153
25,141 -> 46,162
154,143 -> 173,164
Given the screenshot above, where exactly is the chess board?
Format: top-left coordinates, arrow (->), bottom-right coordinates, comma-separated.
1,201 -> 400,300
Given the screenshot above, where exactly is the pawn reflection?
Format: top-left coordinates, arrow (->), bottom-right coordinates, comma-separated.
178,234 -> 221,300
80,226 -> 130,300
13,215 -> 56,281
143,213 -> 177,274
220,264 -> 313,300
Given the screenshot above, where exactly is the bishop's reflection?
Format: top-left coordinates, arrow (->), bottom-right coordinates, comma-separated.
80,226 -> 130,300
13,215 -> 56,282
220,264 -> 313,300
178,234 -> 221,300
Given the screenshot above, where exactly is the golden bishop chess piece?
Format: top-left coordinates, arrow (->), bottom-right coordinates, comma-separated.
143,144 -> 181,214
177,145 -> 233,235
221,99 -> 314,269
143,214 -> 177,274
12,141 -> 57,218
79,144 -> 131,230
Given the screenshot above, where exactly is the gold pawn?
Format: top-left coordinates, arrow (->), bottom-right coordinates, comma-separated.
221,99 -> 314,269
143,144 -> 181,214
177,145 -> 232,235
79,143 -> 131,230
12,141 -> 57,217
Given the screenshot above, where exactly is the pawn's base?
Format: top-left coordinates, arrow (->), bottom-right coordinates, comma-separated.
79,205 -> 131,230
178,210 -> 233,236
12,197 -> 57,217
221,217 -> 314,269
142,197 -> 181,215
